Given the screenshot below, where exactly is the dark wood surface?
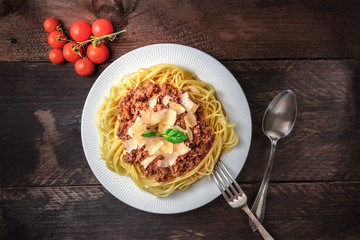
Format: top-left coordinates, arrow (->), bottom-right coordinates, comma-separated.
1,0 -> 360,239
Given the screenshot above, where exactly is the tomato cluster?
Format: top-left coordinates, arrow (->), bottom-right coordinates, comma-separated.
44,18 -> 125,76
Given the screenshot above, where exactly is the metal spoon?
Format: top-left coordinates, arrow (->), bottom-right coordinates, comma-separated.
249,90 -> 297,231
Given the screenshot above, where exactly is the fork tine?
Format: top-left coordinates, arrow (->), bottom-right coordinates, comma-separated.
214,163 -> 238,201
212,172 -> 231,202
217,161 -> 241,198
214,168 -> 234,200
218,161 -> 244,196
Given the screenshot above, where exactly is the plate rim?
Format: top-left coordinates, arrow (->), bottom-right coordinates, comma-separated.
81,43 -> 252,214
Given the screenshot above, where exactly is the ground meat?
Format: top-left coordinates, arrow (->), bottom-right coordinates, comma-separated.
117,82 -> 214,182
117,83 -> 162,139
122,146 -> 149,164
171,106 -> 214,178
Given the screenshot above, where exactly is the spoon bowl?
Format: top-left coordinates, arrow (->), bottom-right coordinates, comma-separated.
249,90 -> 297,232
262,90 -> 297,140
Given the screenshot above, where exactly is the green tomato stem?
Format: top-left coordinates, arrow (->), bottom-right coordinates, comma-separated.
76,29 -> 126,47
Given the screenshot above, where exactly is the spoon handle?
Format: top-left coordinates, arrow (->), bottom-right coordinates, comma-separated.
249,139 -> 277,232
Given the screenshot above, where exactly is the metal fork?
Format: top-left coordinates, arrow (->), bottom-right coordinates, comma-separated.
212,160 -> 274,240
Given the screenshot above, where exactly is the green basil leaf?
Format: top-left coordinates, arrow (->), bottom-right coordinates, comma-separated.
141,130 -> 157,137
164,128 -> 188,143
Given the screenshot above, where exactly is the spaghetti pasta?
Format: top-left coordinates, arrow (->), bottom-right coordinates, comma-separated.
96,64 -> 238,197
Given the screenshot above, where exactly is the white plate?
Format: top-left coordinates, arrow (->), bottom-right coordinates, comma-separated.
81,44 -> 252,214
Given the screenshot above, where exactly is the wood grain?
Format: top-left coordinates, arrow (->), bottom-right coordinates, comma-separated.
1,182 -> 359,239
1,59 -> 359,187
0,62 -> 101,187
229,59 -> 360,182
1,1 -> 359,239
1,0 -> 360,62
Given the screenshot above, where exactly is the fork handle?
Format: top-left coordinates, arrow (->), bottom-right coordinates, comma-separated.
242,204 -> 274,240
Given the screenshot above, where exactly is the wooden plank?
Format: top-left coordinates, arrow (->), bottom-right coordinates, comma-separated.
1,59 -> 359,187
1,0 -> 360,62
0,182 -> 359,239
228,60 -> 360,182
0,63 -> 102,187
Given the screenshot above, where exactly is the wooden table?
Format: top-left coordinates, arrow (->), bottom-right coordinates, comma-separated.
1,1 -> 359,239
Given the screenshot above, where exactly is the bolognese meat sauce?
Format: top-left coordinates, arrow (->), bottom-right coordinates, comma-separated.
117,82 -> 214,182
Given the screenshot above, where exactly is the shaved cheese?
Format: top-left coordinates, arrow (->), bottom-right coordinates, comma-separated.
150,109 -> 177,126
169,101 -> 185,114
157,155 -> 177,168
159,140 -> 173,154
173,142 -> 191,156
173,125 -> 187,134
148,109 -> 162,126
141,155 -> 157,169
186,125 -> 193,142
145,137 -> 164,155
161,109 -> 177,126
190,102 -> 198,113
149,96 -> 158,108
136,135 -> 149,146
127,117 -> 146,137
127,117 -> 139,136
134,124 -> 147,137
180,92 -> 198,112
180,92 -> 192,111
189,86 -> 200,93
122,138 -> 140,152
184,111 -> 197,127
162,95 -> 171,106
158,123 -> 171,134
140,109 -> 153,125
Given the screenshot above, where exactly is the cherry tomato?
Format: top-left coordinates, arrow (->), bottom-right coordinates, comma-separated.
75,59 -> 95,76
47,30 -> 66,49
92,19 -> 113,37
70,20 -> 92,42
49,49 -> 65,64
87,43 -> 109,64
44,18 -> 59,33
63,42 -> 83,62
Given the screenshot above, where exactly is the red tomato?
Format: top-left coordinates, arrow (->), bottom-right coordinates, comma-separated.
92,19 -> 113,37
49,49 -> 65,64
75,59 -> 95,76
70,21 -> 92,42
87,43 -> 109,63
47,30 -> 66,49
63,42 -> 83,62
44,18 -> 59,33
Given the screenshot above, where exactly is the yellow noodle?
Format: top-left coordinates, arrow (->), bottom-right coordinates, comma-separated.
96,64 -> 238,197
